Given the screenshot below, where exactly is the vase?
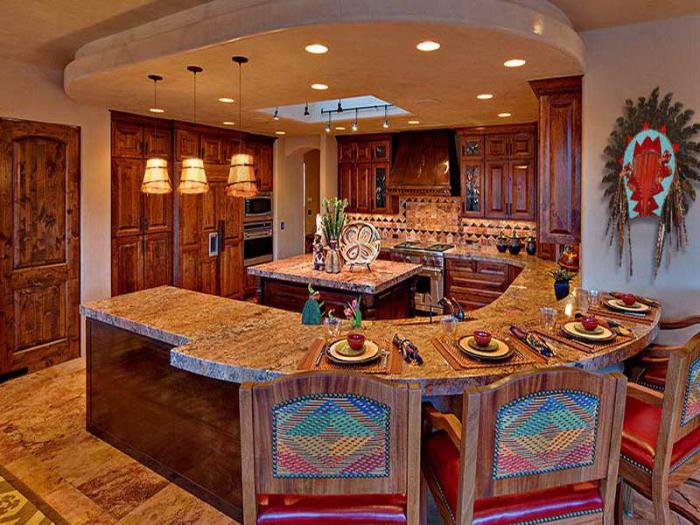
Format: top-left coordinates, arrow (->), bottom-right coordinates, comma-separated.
526,237 -> 537,256
325,240 -> 342,274
554,281 -> 570,301
508,236 -> 523,255
496,237 -> 508,253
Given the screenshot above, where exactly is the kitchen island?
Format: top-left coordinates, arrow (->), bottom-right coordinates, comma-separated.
247,254 -> 422,319
80,249 -> 660,520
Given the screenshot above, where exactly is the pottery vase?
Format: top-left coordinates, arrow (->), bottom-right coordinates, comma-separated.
508,236 -> 523,255
496,237 -> 508,253
554,281 -> 570,301
526,237 -> 537,256
325,240 -> 342,274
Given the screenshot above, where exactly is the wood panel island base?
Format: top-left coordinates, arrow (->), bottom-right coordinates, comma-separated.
248,254 -> 422,320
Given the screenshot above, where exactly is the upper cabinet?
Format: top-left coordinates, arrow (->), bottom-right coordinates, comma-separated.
338,135 -> 394,213
457,124 -> 537,221
530,76 -> 582,245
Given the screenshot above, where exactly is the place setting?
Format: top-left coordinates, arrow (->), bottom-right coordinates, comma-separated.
588,291 -> 659,326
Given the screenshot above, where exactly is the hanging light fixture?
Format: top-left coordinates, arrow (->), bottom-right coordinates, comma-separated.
325,111 -> 332,133
382,105 -> 390,129
352,109 -> 359,132
304,101 -> 310,117
141,75 -> 172,194
337,99 -> 344,113
226,56 -> 257,198
178,66 -> 208,194
273,108 -> 280,120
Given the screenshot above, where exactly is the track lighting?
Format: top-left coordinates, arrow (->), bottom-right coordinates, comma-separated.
304,102 -> 310,117
352,109 -> 359,132
337,100 -> 343,113
382,105 -> 390,128
325,112 -> 332,133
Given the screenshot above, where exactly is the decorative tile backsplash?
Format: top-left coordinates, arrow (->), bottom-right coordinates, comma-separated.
347,196 -> 536,245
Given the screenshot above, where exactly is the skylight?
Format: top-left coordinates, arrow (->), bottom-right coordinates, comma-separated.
259,96 -> 410,123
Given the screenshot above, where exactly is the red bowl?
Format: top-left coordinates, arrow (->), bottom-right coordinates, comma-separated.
473,330 -> 492,347
622,294 -> 637,306
581,316 -> 599,332
346,332 -> 366,351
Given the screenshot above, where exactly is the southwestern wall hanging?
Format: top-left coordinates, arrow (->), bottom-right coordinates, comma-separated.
604,88 -> 700,277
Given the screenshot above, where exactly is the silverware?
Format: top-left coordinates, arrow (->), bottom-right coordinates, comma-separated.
510,325 -> 556,358
313,342 -> 327,367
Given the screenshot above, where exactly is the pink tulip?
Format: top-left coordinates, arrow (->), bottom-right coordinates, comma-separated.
351,299 -> 358,309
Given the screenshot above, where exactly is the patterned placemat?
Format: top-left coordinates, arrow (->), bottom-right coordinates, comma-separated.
298,338 -> 403,374
532,325 -> 632,354
589,306 -> 657,326
432,335 -> 547,371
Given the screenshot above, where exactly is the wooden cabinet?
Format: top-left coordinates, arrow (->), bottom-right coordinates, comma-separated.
0,118 -> 81,375
256,142 -> 273,192
175,129 -> 200,160
113,121 -> 144,158
530,76 -> 582,245
457,124 -> 537,220
445,258 -> 521,311
337,135 -> 394,213
202,134 -> 224,163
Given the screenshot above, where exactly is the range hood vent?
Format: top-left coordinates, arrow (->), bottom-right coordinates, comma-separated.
389,129 -> 459,196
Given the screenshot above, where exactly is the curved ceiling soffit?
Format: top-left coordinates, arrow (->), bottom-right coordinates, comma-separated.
64,0 -> 585,96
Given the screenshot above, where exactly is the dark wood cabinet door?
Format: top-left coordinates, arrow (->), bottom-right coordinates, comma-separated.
356,142 -> 372,162
202,134 -> 224,164
0,119 -> 80,374
460,160 -> 484,218
509,160 -> 536,220
355,163 -> 372,213
142,190 -> 172,235
144,127 -> 171,158
143,233 -> 172,289
460,135 -> 484,159
112,121 -> 143,158
371,162 -> 389,213
112,158 -> 144,237
175,129 -> 200,160
112,236 -> 144,296
257,143 -> 273,192
484,160 -> 509,218
221,193 -> 242,242
485,135 -> 509,159
371,140 -> 390,162
338,142 -> 356,163
510,132 -> 534,159
219,240 -> 243,299
339,163 -> 354,209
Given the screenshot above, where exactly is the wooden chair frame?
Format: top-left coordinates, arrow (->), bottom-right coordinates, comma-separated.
422,367 -> 627,525
617,333 -> 700,524
240,371 -> 422,524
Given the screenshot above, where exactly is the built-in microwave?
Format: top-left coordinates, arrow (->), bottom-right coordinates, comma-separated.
244,195 -> 272,221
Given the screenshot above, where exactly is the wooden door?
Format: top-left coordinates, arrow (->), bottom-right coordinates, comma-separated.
144,127 -> 171,158
202,134 -> 224,164
175,129 -> 200,160
112,158 -> 144,237
460,160 -> 484,218
143,233 -> 172,289
338,142 -> 356,163
257,143 -> 273,192
339,163 -> 354,209
509,160 -> 536,220
112,121 -> 143,158
371,140 -> 390,162
355,162 -> 372,213
371,162 -> 390,213
484,160 -> 509,218
459,135 -> 484,160
0,119 -> 80,375
510,132 -> 534,159
485,135 -> 509,159
356,142 -> 372,162
112,236 -> 143,295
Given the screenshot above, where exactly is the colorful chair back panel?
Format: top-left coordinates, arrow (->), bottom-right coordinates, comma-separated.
469,368 -> 624,499
680,355 -> 700,426
250,372 -> 411,496
493,390 -> 599,480
272,393 -> 390,479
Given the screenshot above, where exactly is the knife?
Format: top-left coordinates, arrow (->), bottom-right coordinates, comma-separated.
510,325 -> 555,358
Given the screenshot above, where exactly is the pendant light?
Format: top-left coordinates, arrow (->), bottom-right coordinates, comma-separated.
273,107 -> 280,120
304,102 -> 310,117
325,111 -> 332,133
141,75 -> 172,194
178,66 -> 208,194
352,109 -> 359,132
382,105 -> 390,129
226,56 -> 257,198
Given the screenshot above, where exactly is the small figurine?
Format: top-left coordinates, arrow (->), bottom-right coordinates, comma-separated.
301,284 -> 324,325
312,233 -> 325,270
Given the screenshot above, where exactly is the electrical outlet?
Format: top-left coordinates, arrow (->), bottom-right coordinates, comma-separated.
280,222 -> 285,230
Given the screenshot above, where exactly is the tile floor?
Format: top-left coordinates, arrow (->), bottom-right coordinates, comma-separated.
1,358 -> 697,524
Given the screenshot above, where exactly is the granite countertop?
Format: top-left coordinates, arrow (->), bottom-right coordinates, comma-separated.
247,254 -> 422,294
81,248 -> 660,395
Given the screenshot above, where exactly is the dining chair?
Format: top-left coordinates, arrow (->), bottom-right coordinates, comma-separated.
617,332 -> 700,524
239,371 -> 422,525
421,367 -> 626,525
628,316 -> 700,391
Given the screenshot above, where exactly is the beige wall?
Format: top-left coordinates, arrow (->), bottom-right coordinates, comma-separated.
581,15 -> 700,333
0,57 -> 111,306
303,149 -> 321,237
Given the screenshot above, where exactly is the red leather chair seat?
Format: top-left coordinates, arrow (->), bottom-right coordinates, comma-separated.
622,397 -> 700,471
256,493 -> 407,525
423,431 -> 604,524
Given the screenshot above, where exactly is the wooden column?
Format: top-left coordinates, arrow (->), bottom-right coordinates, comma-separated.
529,76 -> 582,255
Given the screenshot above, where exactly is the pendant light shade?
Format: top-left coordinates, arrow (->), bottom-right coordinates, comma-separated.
142,75 -> 172,194
178,66 -> 208,194
226,56 -> 258,197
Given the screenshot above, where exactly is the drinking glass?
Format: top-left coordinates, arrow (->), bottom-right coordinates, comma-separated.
540,307 -> 557,332
324,317 -> 341,340
574,287 -> 590,313
589,289 -> 601,309
441,315 -> 457,345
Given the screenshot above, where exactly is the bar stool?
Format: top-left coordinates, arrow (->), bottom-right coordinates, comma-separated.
239,371 -> 421,524
421,367 -> 627,524
628,316 -> 700,391
617,332 -> 700,524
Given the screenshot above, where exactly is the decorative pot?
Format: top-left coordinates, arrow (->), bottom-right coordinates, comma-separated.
554,281 -> 570,301
526,237 -> 537,256
324,240 -> 342,274
508,236 -> 523,255
496,237 -> 508,253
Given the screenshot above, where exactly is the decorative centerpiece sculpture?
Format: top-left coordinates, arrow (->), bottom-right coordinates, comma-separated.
312,215 -> 325,271
301,285 -> 323,325
339,221 -> 382,271
320,198 -> 347,274
603,88 -> 699,277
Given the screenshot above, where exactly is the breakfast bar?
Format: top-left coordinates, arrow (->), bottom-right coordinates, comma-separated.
80,250 -> 660,520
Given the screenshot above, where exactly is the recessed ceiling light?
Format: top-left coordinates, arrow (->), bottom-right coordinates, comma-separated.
504,58 -> 526,68
416,40 -> 440,52
305,43 -> 328,54
311,83 -> 329,90
275,131 -> 286,135
222,121 -> 235,125
498,112 -> 512,118
476,93 -> 494,100
149,108 -> 164,113
218,97 -> 235,103
408,120 -> 420,125
335,126 -> 346,131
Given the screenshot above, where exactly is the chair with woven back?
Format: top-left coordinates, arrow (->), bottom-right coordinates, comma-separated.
617,332 -> 700,524
239,371 -> 422,525
421,367 -> 627,525
628,315 -> 700,391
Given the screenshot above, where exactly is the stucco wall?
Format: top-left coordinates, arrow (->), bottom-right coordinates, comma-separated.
581,15 -> 700,331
